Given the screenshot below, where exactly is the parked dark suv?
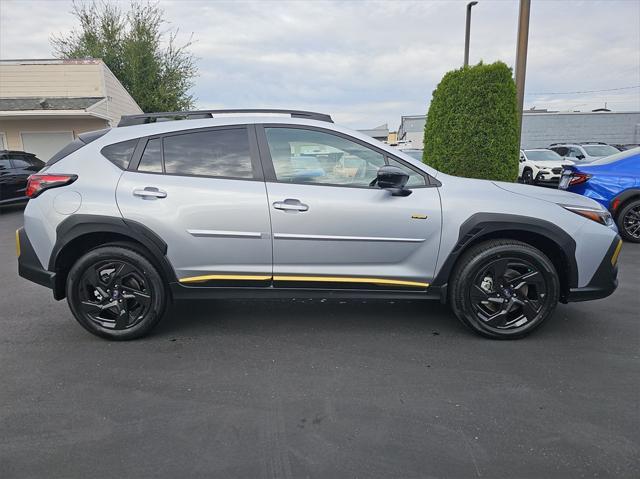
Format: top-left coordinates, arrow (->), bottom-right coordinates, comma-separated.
0,150 -> 44,205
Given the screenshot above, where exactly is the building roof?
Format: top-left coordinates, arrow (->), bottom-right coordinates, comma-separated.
0,97 -> 105,111
0,58 -> 142,124
358,123 -> 389,139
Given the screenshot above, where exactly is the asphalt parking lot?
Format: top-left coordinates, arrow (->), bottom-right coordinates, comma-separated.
1,204 -> 639,478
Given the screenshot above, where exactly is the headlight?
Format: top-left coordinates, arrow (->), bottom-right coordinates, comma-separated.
562,205 -> 614,226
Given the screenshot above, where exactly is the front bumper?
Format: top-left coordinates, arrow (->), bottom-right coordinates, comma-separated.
535,171 -> 561,184
565,236 -> 621,302
16,227 -> 57,291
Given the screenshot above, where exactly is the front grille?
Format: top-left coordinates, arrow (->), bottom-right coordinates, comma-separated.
552,168 -> 562,174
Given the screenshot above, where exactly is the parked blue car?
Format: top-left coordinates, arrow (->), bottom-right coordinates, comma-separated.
559,147 -> 640,242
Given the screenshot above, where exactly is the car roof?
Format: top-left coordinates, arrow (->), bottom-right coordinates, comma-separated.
0,150 -> 36,156
549,142 -> 610,147
86,115 -> 441,177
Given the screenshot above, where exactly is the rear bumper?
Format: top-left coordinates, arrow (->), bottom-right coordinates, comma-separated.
16,227 -> 56,291
565,236 -> 621,302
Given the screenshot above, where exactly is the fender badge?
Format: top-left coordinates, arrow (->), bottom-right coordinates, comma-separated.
411,214 -> 428,220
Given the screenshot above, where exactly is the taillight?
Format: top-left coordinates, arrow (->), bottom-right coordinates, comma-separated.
568,172 -> 591,186
26,174 -> 77,198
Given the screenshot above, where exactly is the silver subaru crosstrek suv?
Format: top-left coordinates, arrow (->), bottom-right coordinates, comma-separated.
16,110 -> 621,340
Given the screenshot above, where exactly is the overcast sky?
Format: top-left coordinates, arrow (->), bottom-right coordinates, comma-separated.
1,0 -> 639,129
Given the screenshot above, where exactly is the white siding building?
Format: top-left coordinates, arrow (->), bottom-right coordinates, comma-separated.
0,59 -> 142,160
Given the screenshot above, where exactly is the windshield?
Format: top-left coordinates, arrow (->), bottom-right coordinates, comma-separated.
582,145 -> 620,157
525,150 -> 562,161
588,147 -> 640,165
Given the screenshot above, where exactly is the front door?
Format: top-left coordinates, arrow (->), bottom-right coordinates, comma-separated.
259,126 -> 442,290
116,126 -> 272,286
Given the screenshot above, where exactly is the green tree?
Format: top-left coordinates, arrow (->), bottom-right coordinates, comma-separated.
423,61 -> 519,182
52,1 -> 197,112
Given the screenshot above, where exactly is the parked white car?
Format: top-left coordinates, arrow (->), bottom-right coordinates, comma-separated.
549,143 -> 620,163
519,149 -> 573,185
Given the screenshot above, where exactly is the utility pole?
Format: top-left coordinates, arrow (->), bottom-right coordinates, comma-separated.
515,0 -> 531,143
464,1 -> 478,67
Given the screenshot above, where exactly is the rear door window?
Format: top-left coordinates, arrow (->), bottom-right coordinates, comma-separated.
138,139 -> 163,173
162,128 -> 254,179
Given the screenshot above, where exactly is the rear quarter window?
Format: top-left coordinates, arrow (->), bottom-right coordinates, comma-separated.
101,139 -> 139,169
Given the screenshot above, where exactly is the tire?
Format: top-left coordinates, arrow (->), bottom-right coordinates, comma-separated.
449,239 -> 560,339
522,169 -> 534,185
616,199 -> 640,243
66,244 -> 167,340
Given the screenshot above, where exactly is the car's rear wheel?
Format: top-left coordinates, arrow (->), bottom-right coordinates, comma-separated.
66,245 -> 167,340
522,169 -> 534,185
617,199 -> 640,243
449,240 -> 560,339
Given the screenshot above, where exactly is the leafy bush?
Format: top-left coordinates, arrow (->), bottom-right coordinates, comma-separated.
423,61 -> 519,182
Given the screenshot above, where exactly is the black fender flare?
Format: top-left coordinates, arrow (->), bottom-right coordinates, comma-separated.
49,215 -> 177,297
431,213 -> 578,297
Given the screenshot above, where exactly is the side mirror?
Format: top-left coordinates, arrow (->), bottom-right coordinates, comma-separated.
376,165 -> 411,196
576,154 -> 585,160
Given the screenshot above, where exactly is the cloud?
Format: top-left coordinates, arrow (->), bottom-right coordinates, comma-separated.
1,0 -> 638,128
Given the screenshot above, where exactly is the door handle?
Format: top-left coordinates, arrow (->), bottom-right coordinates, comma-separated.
273,199 -> 309,212
133,187 -> 167,199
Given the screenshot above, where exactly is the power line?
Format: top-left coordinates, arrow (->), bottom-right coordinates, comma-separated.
525,85 -> 640,96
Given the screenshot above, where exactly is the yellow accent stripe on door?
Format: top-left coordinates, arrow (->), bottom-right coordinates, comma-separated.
178,273 -> 429,288
273,275 -> 429,288
179,274 -> 272,284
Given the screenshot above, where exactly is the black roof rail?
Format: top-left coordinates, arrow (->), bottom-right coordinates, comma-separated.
118,109 -> 333,127
580,141 -> 607,145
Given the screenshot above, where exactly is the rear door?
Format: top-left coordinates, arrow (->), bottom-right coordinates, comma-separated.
116,125 -> 273,286
258,125 -> 442,290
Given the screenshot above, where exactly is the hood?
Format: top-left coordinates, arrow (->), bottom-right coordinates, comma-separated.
529,160 -> 573,168
492,181 -> 603,209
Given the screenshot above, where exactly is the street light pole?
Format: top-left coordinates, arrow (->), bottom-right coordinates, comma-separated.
515,0 -> 531,142
464,1 -> 478,67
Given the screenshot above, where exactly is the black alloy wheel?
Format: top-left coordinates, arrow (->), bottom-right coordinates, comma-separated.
67,245 -> 167,340
618,200 -> 640,243
450,239 -> 560,339
469,256 -> 549,332
78,259 -> 151,330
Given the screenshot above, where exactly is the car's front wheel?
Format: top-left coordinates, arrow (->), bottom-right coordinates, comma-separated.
449,240 -> 560,339
617,198 -> 640,243
66,245 -> 167,340
522,169 -> 535,185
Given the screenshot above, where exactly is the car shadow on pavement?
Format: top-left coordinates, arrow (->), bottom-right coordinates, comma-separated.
152,297 -> 599,341
156,298 -> 467,338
